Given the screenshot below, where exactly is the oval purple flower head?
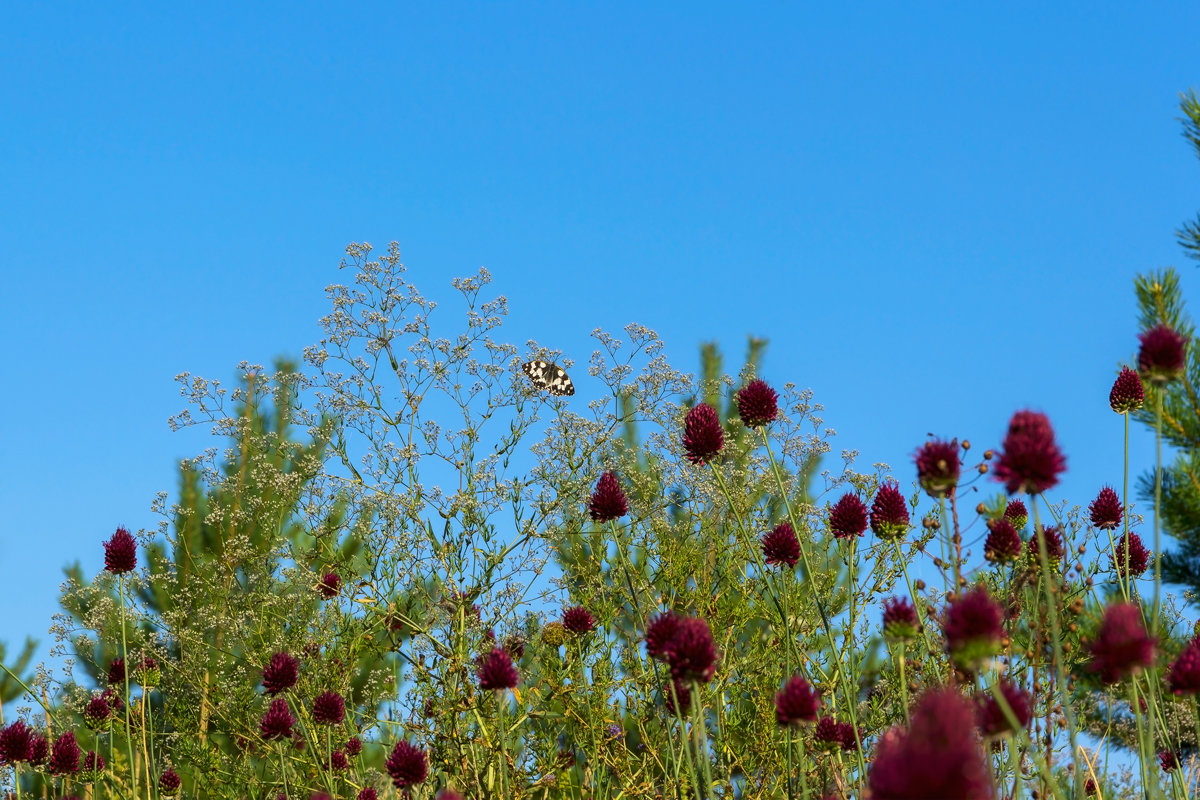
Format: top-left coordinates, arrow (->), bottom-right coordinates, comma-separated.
1138,324 -> 1187,384
1088,486 -> 1123,530
385,740 -> 428,789
942,585 -> 1004,669
984,518 -> 1022,564
993,410 -> 1066,496
682,403 -> 724,464
588,471 -> 628,522
1109,366 -> 1145,413
914,438 -> 960,499
735,379 -> 779,428
259,698 -> 296,740
645,612 -> 681,660
761,521 -> 800,567
563,606 -> 596,635
660,615 -> 718,683
1087,602 -> 1156,684
882,597 -> 920,643
48,731 -> 81,775
477,647 -> 519,691
262,652 -> 299,696
1113,531 -> 1150,578
312,690 -> 345,725
103,526 -> 137,574
318,572 -> 341,598
0,720 -> 35,764
870,483 -> 910,540
1167,639 -> 1200,696
1003,499 -> 1028,529
974,680 -> 1032,739
775,675 -> 819,727
828,493 -> 868,540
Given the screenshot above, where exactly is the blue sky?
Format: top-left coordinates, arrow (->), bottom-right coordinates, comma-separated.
2,3 -> 1199,674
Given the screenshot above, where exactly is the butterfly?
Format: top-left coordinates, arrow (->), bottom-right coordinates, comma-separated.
521,360 -> 575,396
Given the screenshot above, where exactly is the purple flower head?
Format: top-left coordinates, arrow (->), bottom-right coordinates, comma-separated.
345,736 -> 363,756
135,655 -> 160,688
658,615 -> 718,683
589,471 -> 629,522
1003,499 -> 1028,529
836,721 -> 859,751
1113,531 -> 1151,579
49,731 -> 81,775
1110,366 -> 1145,413
735,379 -> 779,428
975,681 -> 1033,738
437,792 -> 466,800
159,768 -> 182,794
358,789 -> 379,800
328,749 -> 350,771
103,525 -> 138,574
313,690 -> 345,725
1159,750 -> 1181,772
0,720 -> 34,764
262,652 -> 299,696
1138,324 -> 1187,384
84,695 -> 114,730
682,403 -> 724,464
813,715 -> 843,751
1089,487 -> 1123,530
870,483 -> 910,540
761,521 -> 800,567
477,647 -> 519,691
664,679 -> 692,715
915,438 -> 960,498
829,493 -> 869,540
260,698 -> 297,740
775,675 -> 820,727
1167,640 -> 1200,695
644,612 -> 681,660
1087,602 -> 1157,684
994,410 -> 1067,495
942,585 -> 1004,668
107,657 -> 126,687
984,518 -> 1022,565
882,597 -> 920,643
867,688 -> 993,800
28,732 -> 47,765
81,750 -> 105,779
563,606 -> 597,635
385,740 -> 428,789
1027,525 -> 1065,568
318,572 -> 341,598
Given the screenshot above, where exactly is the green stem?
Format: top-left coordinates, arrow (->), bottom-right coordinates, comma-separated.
119,576 -> 137,796
498,691 -> 509,800
1153,389 -> 1163,635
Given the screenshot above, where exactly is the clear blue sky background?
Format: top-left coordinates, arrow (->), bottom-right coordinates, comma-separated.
2,3 -> 1199,678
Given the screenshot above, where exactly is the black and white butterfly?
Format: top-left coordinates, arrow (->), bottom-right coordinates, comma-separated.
522,360 -> 575,396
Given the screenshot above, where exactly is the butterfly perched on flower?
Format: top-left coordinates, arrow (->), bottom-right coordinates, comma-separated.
522,360 -> 575,396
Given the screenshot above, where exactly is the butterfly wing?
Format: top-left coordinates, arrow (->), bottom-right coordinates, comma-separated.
522,360 -> 575,396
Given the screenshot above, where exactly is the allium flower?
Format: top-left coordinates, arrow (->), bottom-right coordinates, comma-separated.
0,720 -> 34,764
1138,324 -> 1187,384
313,691 -> 346,725
504,634 -> 526,659
563,606 -> 596,635
942,585 -> 1004,668
588,470 -> 629,522
1110,366 -> 1145,413
103,525 -> 137,573
80,750 -> 105,781
107,657 -> 126,687
828,493 -> 868,539
262,652 -> 300,695
813,716 -> 843,750
915,438 -> 960,498
345,736 -> 363,756
657,615 -> 718,683
867,688 -> 993,800
882,597 -> 920,642
836,721 -> 859,751
1159,749 -> 1181,772
260,698 -> 296,740
1167,640 -> 1200,695
84,695 -> 114,730
159,768 -> 182,794
385,740 -> 428,789
775,675 -> 820,727
437,791 -> 466,800
682,403 -> 724,464
318,572 -> 341,598
1089,487 -> 1123,530
49,731 -> 81,775
477,647 -> 519,691
1113,531 -> 1150,578
135,655 -> 160,687
870,483 -> 910,539
761,521 -> 800,567
664,679 -> 692,714
1087,602 -> 1156,684
984,518 -> 1022,564
1003,499 -> 1028,529
735,379 -> 779,428
358,789 -> 379,800
1027,525 -> 1065,567
28,732 -> 47,765
644,612 -> 681,659
993,410 -> 1067,495
975,681 -> 1033,738
328,749 -> 350,770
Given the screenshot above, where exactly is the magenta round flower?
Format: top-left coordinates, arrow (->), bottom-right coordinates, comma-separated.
828,492 -> 868,539
914,438 -> 960,498
1087,602 -> 1156,684
262,652 -> 299,696
260,698 -> 296,740
761,521 -> 800,567
813,715 -> 843,750
993,410 -> 1067,495
328,749 -> 350,771
1027,524 -> 1065,567
644,612 -> 681,660
477,647 -> 519,691
81,750 -> 105,778
103,525 -> 137,574
385,740 -> 428,789
159,768 -> 182,794
1167,640 -> 1200,695
870,482 -> 910,540
0,720 -> 34,764
664,679 -> 692,715
735,379 -> 779,428
27,732 -> 47,765
975,680 -> 1032,738
313,691 -> 345,725
563,606 -> 596,635
942,586 -> 1004,668
107,657 -> 126,687
1113,531 -> 1150,578
1089,487 -> 1123,530
1160,749 -> 1181,772
984,518 -> 1022,564
84,695 -> 114,730
658,615 -> 718,683
358,788 -> 379,800
588,471 -> 629,522
867,688 -> 993,800
48,731 -> 81,775
1003,499 -> 1028,529
775,675 -> 820,727
882,597 -> 920,643
682,403 -> 724,464
1138,324 -> 1187,384
345,736 -> 363,756
1110,366 -> 1145,413
437,790 -> 466,800
318,572 -> 341,598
